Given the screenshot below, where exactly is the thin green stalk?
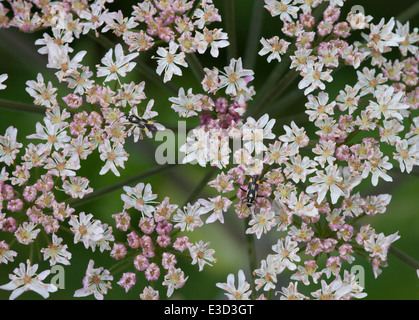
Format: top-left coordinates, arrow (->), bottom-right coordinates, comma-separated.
243,0 -> 264,69
249,68 -> 299,117
109,251 -> 138,273
389,246 -> 419,270
137,60 -> 179,95
244,216 -> 257,299
186,52 -> 206,84
0,98 -> 45,115
68,164 -> 176,208
397,2 -> 419,23
224,0 -> 237,60
246,60 -> 291,117
110,257 -> 137,276
182,166 -> 217,208
87,31 -> 115,50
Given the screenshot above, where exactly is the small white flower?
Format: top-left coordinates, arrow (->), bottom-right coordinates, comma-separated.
27,118 -> 71,155
279,121 -> 309,154
361,152 -> 393,186
96,43 -> 139,83
169,87 -> 201,118
172,202 -> 204,232
367,85 -> 409,121
188,240 -> 216,271
264,0 -> 299,22
278,281 -> 307,300
98,140 -> 128,177
298,61 -> 333,96
15,222 -> 40,245
284,155 -> 317,184
361,18 -> 403,53
62,176 -> 93,199
393,140 -> 419,173
0,126 -> 23,166
180,127 -> 211,167
271,236 -> 301,271
311,278 -> 352,300
216,269 -> 252,300
0,241 -> 17,264
69,212 -> 105,250
254,255 -> 278,291
121,182 -> 158,217
259,36 -> 290,63
46,43 -> 87,81
73,259 -> 113,300
395,21 -> 419,56
154,41 -> 188,83
194,27 -> 229,57
305,91 -> 335,121
199,196 -> 232,224
41,233 -> 72,266
306,164 -> 345,204
0,260 -> 57,300
162,266 -> 188,298
246,207 -> 276,239
242,113 -> 276,155
218,58 -> 254,97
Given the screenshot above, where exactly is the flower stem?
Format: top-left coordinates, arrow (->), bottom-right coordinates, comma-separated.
0,98 -> 45,115
186,52 -> 205,84
68,164 -> 177,208
397,2 -> 419,23
224,0 -> 237,60
244,216 -> 257,299
389,246 -> 419,270
248,68 -> 299,117
182,166 -> 217,208
243,0 -> 264,69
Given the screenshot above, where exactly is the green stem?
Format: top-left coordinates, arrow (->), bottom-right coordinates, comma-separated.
110,257 -> 137,276
248,68 -> 299,118
186,53 -> 206,84
182,166 -> 217,207
397,2 -> 419,23
224,0 -> 237,60
87,31 -> 115,49
109,251 -> 138,273
137,59 -> 179,94
246,61 -> 290,117
68,164 -> 177,208
244,216 -> 257,299
389,246 -> 419,270
243,0 -> 264,69
0,98 -> 45,115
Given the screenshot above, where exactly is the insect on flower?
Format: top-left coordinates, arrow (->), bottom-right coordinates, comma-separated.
112,106 -> 161,141
126,113 -> 158,134
241,174 -> 261,208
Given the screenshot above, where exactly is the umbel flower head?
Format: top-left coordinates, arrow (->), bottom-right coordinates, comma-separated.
0,0 -> 417,301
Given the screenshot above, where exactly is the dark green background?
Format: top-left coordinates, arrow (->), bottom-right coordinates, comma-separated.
0,0 -> 418,300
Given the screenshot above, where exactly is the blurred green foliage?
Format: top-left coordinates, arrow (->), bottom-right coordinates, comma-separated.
0,0 -> 418,300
